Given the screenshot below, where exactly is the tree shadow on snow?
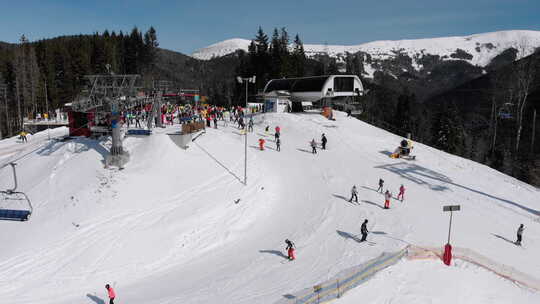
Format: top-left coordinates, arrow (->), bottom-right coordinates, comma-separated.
492,233 -> 516,245
336,230 -> 362,243
86,294 -> 105,304
374,162 -> 540,216
259,250 -> 288,259
361,200 -> 385,209
36,137 -> 109,165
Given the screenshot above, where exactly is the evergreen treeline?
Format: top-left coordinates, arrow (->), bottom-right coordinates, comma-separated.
236,27 -> 307,95
0,27 -> 158,137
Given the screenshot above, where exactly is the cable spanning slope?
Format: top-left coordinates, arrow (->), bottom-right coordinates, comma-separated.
0,112 -> 538,304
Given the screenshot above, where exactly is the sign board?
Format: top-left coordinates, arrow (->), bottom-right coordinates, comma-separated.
443,205 -> 461,212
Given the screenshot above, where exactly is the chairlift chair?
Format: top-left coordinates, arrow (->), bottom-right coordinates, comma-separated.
0,163 -> 33,221
498,103 -> 514,120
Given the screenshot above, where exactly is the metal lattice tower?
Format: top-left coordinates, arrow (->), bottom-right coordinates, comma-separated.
71,74 -> 164,167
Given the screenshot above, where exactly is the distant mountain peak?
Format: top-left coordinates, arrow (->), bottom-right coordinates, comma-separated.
191,30 -> 540,77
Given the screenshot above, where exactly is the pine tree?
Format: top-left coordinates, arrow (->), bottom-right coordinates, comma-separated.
143,26 -> 159,71
270,28 -> 282,78
431,102 -> 466,154
291,34 -> 306,76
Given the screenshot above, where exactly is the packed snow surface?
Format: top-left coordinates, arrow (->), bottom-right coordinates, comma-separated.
0,112 -> 539,304
192,30 -> 540,73
337,259 -> 539,304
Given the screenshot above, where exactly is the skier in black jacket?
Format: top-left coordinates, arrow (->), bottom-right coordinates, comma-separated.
377,178 -> 384,193
321,133 -> 328,150
360,219 -> 369,242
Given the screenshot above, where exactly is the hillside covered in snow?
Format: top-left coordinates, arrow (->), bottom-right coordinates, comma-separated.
192,30 -> 540,77
0,112 -> 539,303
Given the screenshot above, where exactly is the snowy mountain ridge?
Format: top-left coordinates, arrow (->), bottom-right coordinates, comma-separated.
192,30 -> 540,76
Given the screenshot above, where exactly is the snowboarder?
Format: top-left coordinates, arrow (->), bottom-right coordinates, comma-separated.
265,125 -> 270,133
276,138 -> 281,152
105,284 -> 116,304
275,126 -> 281,140
377,178 -> 384,193
397,184 -> 405,201
360,219 -> 369,242
213,116 -> 218,129
248,118 -> 254,132
310,139 -> 317,154
384,190 -> 392,209
516,224 -> 524,246
259,138 -> 265,151
349,185 -> 358,203
321,133 -> 327,150
285,239 -> 296,260
347,109 -> 352,117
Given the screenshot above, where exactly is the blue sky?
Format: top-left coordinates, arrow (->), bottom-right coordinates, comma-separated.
1,0 -> 539,55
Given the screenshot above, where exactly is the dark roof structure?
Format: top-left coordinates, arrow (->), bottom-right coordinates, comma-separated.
264,76 -> 331,93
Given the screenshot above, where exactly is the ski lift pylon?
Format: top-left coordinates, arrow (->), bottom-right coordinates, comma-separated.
0,163 -> 33,221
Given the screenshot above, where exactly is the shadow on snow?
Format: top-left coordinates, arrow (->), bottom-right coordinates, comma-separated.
375,162 -> 539,216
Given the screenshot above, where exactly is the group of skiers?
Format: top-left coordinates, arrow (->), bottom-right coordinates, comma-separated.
348,179 -> 407,243
258,126 -> 281,151
350,179 -> 405,209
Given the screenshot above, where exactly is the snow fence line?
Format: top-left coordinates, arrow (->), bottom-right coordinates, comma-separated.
275,245 -> 540,304
274,247 -> 409,304
407,246 -> 540,292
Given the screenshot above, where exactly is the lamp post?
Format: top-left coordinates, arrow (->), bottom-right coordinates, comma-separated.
236,76 -> 256,185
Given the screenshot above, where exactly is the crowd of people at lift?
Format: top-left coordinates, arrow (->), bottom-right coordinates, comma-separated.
119,103 -> 264,129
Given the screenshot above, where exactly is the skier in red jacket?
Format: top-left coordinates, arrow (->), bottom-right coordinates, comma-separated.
105,284 -> 116,304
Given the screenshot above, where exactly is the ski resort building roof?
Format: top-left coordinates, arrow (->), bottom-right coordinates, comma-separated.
263,75 -> 364,103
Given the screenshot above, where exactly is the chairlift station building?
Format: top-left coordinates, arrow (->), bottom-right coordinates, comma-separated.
262,75 -> 364,112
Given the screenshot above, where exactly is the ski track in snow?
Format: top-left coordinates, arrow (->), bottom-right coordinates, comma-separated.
0,112 -> 539,303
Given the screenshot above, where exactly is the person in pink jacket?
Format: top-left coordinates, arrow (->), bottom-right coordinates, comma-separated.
397,184 -> 405,201
106,284 -> 116,304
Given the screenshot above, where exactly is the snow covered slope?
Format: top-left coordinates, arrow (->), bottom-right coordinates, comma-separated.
0,112 -> 539,304
192,30 -> 540,74
192,38 -> 252,60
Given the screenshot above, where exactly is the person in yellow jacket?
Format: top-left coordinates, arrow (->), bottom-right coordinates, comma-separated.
19,131 -> 28,143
